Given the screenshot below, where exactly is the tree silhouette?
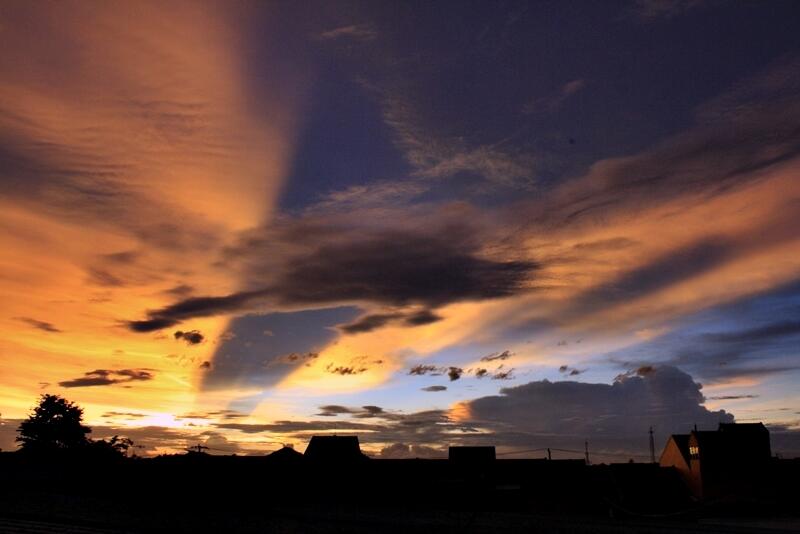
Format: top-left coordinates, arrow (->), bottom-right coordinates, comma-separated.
88,435 -> 135,459
17,394 -> 91,453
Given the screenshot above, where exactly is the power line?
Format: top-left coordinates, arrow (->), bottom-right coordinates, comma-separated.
496,447 -> 653,460
495,447 -> 548,456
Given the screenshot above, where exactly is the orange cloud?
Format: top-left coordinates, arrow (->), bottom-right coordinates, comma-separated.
0,2 -> 302,421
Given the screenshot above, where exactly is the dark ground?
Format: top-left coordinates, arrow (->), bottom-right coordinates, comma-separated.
1,453 -> 798,533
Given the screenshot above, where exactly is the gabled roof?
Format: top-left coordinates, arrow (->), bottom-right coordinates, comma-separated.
664,434 -> 691,465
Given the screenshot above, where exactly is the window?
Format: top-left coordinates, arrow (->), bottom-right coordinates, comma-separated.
689,446 -> 699,459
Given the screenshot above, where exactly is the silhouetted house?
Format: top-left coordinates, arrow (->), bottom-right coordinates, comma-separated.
303,436 -> 368,463
660,422 -> 771,499
448,446 -> 496,463
660,434 -> 691,481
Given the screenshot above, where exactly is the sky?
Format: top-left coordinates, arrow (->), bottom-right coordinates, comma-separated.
1,0 -> 800,460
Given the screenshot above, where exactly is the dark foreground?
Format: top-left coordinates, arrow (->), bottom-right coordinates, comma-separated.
2,453 -> 798,533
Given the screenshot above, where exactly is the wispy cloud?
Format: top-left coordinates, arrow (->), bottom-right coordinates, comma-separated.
317,24 -> 378,42
372,86 -> 536,188
522,79 -> 586,114
481,350 -> 512,362
14,317 -> 61,333
628,0 -> 709,22
338,309 -> 442,334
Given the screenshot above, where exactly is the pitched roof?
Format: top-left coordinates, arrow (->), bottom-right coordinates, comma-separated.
667,434 -> 691,464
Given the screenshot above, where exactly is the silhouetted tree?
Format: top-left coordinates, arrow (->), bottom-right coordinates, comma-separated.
16,394 -> 91,453
88,435 -> 134,459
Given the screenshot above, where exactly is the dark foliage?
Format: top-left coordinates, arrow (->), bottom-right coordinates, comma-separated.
16,394 -> 133,459
86,435 -> 134,459
16,394 -> 91,452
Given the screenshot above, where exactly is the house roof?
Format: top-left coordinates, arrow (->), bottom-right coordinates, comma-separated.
690,423 -> 771,462
718,422 -> 768,434
691,430 -> 724,449
666,434 -> 691,464
304,435 -> 367,462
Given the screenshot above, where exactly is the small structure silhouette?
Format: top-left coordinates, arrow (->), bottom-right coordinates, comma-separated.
267,445 -> 304,462
303,435 -> 367,462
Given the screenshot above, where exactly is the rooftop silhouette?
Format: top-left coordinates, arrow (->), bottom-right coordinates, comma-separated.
2,395 -> 799,532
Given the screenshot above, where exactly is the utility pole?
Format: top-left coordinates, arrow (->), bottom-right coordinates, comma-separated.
547,447 -> 551,460
649,427 -> 655,463
584,440 -> 590,465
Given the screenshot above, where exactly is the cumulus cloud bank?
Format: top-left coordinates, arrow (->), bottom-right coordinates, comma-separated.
463,366 -> 733,440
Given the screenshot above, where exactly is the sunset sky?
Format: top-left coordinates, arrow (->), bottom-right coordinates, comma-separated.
2,0 -> 800,460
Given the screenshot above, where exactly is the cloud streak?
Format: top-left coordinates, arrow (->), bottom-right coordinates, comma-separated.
317,24 -> 378,42
58,369 -> 155,388
14,317 -> 61,333
127,228 -> 536,331
522,79 -> 586,114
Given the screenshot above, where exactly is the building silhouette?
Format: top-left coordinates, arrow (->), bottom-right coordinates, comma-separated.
266,445 -> 303,463
660,422 -> 771,498
303,435 -> 368,462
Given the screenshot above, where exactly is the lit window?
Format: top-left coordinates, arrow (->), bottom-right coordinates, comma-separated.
689,446 -> 699,459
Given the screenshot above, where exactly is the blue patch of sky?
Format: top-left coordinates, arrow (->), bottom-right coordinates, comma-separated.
277,64 -> 410,212
598,281 -> 800,383
202,306 -> 360,391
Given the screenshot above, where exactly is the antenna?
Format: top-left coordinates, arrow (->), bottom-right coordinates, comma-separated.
648,426 -> 655,463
